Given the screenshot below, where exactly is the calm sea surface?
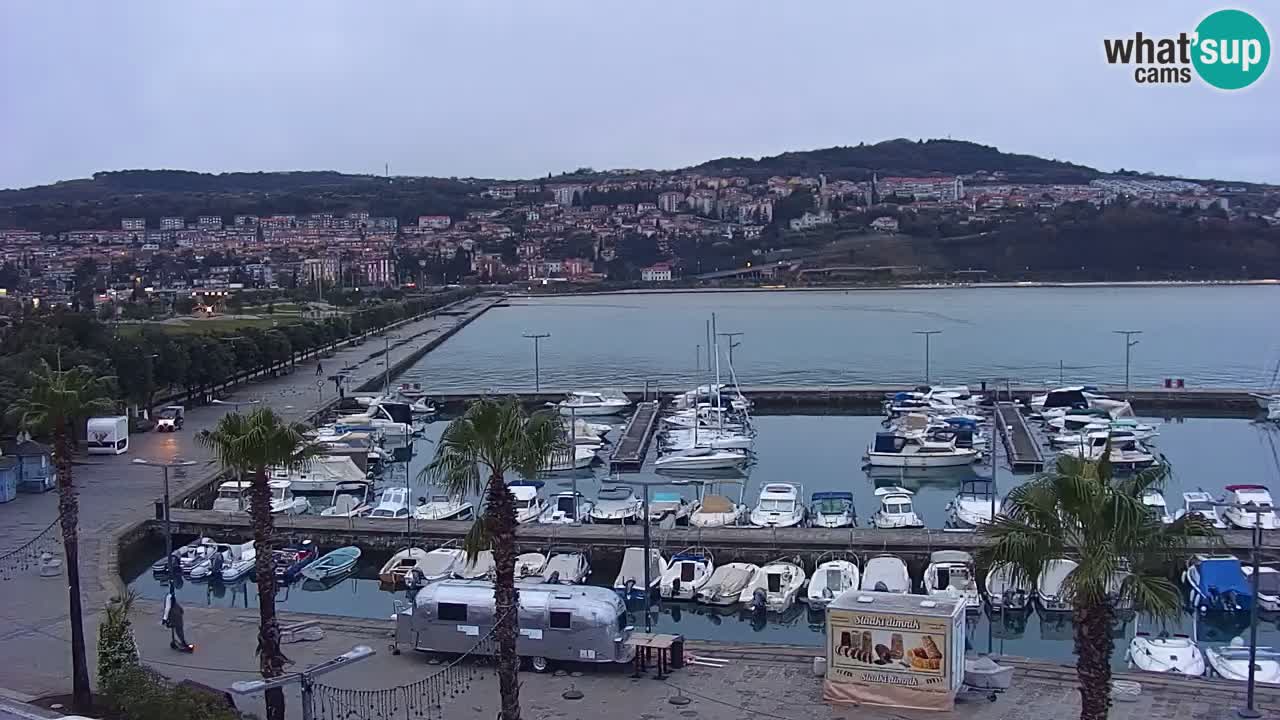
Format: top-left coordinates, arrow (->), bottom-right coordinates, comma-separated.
402,286 -> 1280,392
127,412 -> 1280,668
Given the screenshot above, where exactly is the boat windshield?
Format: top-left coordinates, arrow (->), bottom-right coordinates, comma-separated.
1187,500 -> 1214,513
514,499 -> 532,509
217,489 -> 239,499
759,499 -> 794,513
556,496 -> 577,512
885,501 -> 912,514
813,498 -> 847,514
1243,500 -> 1274,511
272,487 -> 288,501
1257,572 -> 1280,594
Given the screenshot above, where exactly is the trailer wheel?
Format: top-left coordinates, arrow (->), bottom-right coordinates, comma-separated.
529,656 -> 551,673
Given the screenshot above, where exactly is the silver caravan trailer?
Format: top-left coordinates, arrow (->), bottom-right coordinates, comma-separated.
394,580 -> 634,672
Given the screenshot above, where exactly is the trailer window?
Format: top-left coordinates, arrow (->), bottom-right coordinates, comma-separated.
549,611 -> 571,629
437,602 -> 468,621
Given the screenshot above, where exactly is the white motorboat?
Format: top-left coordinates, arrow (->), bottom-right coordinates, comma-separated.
860,555 -> 910,593
614,547 -> 667,600
334,402 -> 415,438
152,538 -> 219,575
219,541 -> 256,582
741,558 -> 806,612
1173,490 -> 1228,528
545,445 -> 599,471
1057,431 -> 1158,472
870,487 -> 924,529
654,447 -> 749,472
413,493 -> 474,521
923,550 -> 981,612
413,545 -> 467,583
805,555 -> 859,607
945,479 -> 1001,528
539,491 -> 594,524
514,552 -> 547,580
1242,565 -> 1280,611
1127,633 -> 1205,677
557,389 -> 631,416
1037,558 -> 1079,612
1221,484 -> 1279,529
983,563 -> 1030,612
268,480 -> 311,515
367,486 -> 411,520
1206,638 -> 1280,684
509,481 -> 548,524
660,548 -> 714,601
809,492 -> 856,528
589,486 -> 643,524
379,547 -> 431,586
211,480 -> 251,513
1108,417 -> 1160,442
1033,386 -> 1133,420
538,548 -> 590,585
661,406 -> 747,432
672,383 -> 751,412
696,563 -> 760,605
1140,488 -> 1173,524
749,483 -> 807,528
688,494 -> 746,528
273,456 -> 368,494
648,492 -> 695,524
662,428 -> 753,451
454,550 -> 495,580
1045,409 -> 1116,433
320,481 -> 373,517
395,382 -> 427,401
865,431 -> 978,468
186,543 -> 232,581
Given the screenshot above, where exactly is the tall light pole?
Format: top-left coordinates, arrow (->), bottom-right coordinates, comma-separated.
522,332 -> 550,392
716,331 -> 744,366
132,458 -> 198,597
232,645 -> 375,720
615,476 -> 678,632
913,330 -> 942,386
1113,330 -> 1142,396
382,334 -> 402,395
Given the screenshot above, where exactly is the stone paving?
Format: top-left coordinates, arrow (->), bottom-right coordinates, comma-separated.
0,296 -> 497,700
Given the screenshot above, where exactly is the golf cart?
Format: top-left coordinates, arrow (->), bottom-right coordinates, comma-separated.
156,405 -> 185,433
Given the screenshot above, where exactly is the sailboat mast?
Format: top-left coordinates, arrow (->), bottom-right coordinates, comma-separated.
712,312 -> 723,431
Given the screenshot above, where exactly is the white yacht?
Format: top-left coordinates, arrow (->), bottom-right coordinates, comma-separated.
538,491 -> 594,524
805,554 -> 859,607
659,548 -> 714,601
1057,431 -> 1158,472
865,431 -> 978,468
508,482 -> 548,524
983,563 -> 1030,612
1173,490 -> 1228,528
945,479 -> 1001,528
334,402 -> 415,438
1221,484 -> 1278,529
514,552 -> 547,580
557,389 -> 631,416
740,558 -> 806,613
211,480 -> 251,513
809,491 -> 856,528
1140,488 -> 1173,524
870,487 -> 924,529
860,555 -> 910,593
538,548 -> 590,585
368,486 -> 411,520
1037,558 -> 1079,612
696,563 -> 760,606
1206,638 -> 1280,684
268,480 -> 311,515
320,481 -> 373,517
412,493 -> 474,521
613,547 -> 667,600
1127,632 -> 1206,677
662,428 -> 753,451
648,492 -> 695,525
1242,565 -> 1280,611
688,494 -> 747,528
544,445 -> 599,472
589,486 -> 643,524
272,456 -> 368,494
749,483 -> 806,528
654,447 -> 749,472
923,550 -> 981,612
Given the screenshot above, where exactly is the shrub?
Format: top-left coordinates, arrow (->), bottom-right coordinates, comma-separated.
105,666 -> 240,720
97,592 -> 139,690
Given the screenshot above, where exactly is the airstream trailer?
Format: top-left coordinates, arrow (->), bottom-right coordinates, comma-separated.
394,580 -> 634,672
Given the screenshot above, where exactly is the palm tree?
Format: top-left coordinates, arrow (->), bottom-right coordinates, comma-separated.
422,398 -> 563,720
979,453 -> 1215,720
197,408 -> 320,720
10,359 -> 115,714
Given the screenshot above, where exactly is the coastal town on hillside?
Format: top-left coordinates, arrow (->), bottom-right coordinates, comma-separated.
0,168 -> 1272,310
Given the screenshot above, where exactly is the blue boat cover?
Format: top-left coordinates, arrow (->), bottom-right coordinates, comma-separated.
893,392 -> 912,401
1196,558 -> 1252,598
943,417 -> 978,428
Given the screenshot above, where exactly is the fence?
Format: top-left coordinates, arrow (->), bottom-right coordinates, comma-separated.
0,514 -> 63,581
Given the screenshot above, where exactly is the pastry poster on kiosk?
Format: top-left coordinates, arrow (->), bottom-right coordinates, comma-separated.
824,591 -> 965,711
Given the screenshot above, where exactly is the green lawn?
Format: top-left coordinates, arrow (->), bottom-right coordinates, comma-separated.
118,316 -> 304,336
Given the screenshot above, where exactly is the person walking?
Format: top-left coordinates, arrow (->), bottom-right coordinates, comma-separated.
163,592 -> 193,651
316,361 -> 324,377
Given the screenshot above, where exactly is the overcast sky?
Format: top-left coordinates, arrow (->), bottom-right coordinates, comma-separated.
1,1 -> 1276,189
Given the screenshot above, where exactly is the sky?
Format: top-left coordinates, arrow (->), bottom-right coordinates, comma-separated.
1,1 -> 1276,189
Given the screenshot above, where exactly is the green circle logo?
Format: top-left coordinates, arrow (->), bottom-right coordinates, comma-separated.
1192,9 -> 1270,89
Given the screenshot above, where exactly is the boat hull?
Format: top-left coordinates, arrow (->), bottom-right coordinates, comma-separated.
865,451 -> 977,468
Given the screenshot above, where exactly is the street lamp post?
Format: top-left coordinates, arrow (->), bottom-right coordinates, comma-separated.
132,458 -> 198,597
615,477 -> 676,633
1112,330 -> 1142,396
522,332 -> 550,393
1208,501 -> 1268,719
716,331 -> 744,366
912,330 -> 942,385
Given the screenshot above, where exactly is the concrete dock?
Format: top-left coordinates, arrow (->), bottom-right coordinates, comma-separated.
995,402 -> 1045,471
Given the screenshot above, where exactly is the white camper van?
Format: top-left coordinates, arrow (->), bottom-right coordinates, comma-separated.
86,416 -> 129,455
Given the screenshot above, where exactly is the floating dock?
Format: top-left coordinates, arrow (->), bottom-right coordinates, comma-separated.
608,401 -> 659,472
995,402 -> 1045,472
